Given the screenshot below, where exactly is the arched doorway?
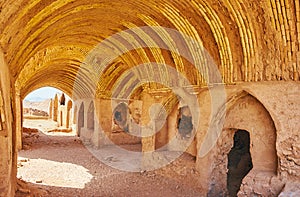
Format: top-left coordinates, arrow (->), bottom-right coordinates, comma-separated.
208,93 -> 278,196
77,102 -> 84,136
224,94 -> 277,172
227,129 -> 253,197
177,106 -> 193,139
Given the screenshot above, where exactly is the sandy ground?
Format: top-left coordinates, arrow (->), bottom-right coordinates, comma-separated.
16,119 -> 204,197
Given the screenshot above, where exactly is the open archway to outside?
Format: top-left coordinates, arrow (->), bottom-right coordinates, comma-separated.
22,86 -> 74,133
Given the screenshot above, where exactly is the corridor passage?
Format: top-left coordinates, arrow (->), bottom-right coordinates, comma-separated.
16,119 -> 202,197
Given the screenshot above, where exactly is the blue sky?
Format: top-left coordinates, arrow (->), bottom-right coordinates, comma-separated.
24,87 -> 62,101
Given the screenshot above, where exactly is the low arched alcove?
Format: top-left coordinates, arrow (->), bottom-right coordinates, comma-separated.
177,106 -> 193,139
109,101 -> 142,148
208,93 -> 278,196
156,96 -> 197,157
225,94 -> 277,172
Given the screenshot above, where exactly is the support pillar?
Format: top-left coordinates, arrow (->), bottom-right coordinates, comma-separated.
15,90 -> 22,150
49,99 -> 53,119
53,94 -> 58,121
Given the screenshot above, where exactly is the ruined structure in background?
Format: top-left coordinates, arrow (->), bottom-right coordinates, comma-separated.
0,0 -> 299,196
49,93 -> 74,129
22,92 -> 74,129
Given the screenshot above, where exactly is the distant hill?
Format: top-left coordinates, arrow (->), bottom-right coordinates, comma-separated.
23,99 -> 51,113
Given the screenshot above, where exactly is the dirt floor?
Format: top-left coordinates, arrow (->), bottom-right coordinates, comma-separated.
16,119 -> 203,197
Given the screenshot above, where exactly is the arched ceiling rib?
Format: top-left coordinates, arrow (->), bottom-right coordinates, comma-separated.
0,0 -> 299,100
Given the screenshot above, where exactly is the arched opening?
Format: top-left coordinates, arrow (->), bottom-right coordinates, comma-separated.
224,94 -> 277,172
23,87 -> 63,121
23,87 -> 74,130
154,95 -> 197,156
109,101 -> 141,149
87,101 -> 94,131
177,106 -> 193,139
77,102 -> 84,137
19,87 -> 78,192
227,129 -> 253,197
208,93 -> 278,196
112,102 -> 129,133
60,93 -> 66,105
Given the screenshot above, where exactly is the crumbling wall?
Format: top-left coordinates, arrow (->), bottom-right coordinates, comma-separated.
76,89 -> 197,157
76,99 -> 142,147
50,94 -> 73,129
224,94 -> 277,172
208,94 -> 277,195
241,82 -> 300,181
196,81 -> 300,195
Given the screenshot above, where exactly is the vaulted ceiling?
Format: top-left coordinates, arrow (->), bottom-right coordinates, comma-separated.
0,0 -> 299,99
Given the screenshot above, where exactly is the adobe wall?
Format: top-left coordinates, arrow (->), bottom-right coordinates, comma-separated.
49,94 -> 74,130
74,81 -> 299,195
140,89 -> 197,156
196,81 -> 300,196
76,99 -> 142,147
75,90 -> 197,157
57,100 -> 73,129
0,50 -> 16,196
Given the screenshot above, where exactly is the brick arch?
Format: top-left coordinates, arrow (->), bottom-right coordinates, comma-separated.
207,91 -> 278,196
224,92 -> 277,172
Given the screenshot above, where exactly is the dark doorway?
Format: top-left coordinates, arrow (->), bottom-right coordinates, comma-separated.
177,106 -> 193,138
227,130 -> 253,197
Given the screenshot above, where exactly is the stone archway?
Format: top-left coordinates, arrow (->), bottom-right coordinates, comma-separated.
153,100 -> 197,156
207,93 -> 278,196
224,94 -> 277,172
77,102 -> 84,137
